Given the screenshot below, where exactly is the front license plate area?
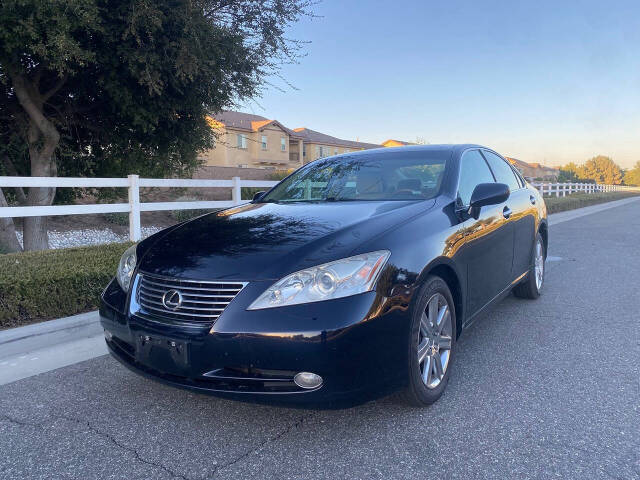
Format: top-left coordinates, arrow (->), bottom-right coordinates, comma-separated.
135,334 -> 189,375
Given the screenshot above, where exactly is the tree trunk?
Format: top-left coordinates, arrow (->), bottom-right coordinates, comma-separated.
23,216 -> 49,251
0,188 -> 22,253
8,69 -> 62,251
22,148 -> 56,251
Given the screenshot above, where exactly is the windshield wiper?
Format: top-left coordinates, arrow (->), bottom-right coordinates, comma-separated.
325,197 -> 358,202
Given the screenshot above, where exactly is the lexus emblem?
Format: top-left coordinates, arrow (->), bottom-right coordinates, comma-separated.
162,289 -> 183,310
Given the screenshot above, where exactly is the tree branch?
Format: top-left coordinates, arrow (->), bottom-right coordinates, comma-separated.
7,67 -> 60,146
42,74 -> 68,102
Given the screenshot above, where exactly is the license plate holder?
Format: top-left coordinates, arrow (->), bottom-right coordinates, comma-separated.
135,334 -> 189,371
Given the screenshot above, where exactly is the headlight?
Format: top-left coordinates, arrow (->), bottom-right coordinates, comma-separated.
116,244 -> 137,291
247,250 -> 390,310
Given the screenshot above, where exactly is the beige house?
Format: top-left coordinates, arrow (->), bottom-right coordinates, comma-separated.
292,128 -> 379,164
200,111 -> 379,169
506,157 -> 559,181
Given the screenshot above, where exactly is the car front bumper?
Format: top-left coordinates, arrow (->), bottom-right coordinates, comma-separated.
100,278 -> 411,408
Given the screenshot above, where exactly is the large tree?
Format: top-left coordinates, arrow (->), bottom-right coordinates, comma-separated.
580,155 -> 623,185
0,0 -> 311,252
623,161 -> 640,186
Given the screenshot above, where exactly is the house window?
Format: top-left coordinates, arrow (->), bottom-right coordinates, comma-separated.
334,148 -> 338,156
261,135 -> 267,150
237,134 -> 247,149
281,137 -> 286,152
315,146 -> 320,158
303,145 -> 306,157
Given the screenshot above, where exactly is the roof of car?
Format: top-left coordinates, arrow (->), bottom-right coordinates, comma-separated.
343,144 -> 486,157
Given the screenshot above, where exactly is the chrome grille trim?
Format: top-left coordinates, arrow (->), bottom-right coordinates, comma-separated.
134,272 -> 247,325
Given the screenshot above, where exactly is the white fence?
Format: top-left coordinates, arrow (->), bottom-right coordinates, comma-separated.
2,176 -> 639,243
0,175 -> 278,241
530,182 -> 639,197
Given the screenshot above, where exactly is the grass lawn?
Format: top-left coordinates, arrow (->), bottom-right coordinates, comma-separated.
544,191 -> 639,214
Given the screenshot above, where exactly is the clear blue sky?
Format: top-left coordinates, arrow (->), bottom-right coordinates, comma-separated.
238,0 -> 640,168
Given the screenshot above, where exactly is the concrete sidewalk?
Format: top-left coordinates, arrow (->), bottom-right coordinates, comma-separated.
0,311 -> 105,385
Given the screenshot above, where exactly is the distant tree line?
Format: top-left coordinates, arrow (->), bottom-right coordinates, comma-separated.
558,156 -> 640,186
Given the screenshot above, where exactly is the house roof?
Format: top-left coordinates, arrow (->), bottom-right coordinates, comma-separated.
292,128 -> 379,149
212,111 -> 301,137
507,157 -> 559,172
382,139 -> 416,146
213,111 -> 269,131
506,157 -> 530,168
211,110 -> 379,148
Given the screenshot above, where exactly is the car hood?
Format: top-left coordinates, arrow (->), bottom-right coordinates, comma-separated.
138,200 -> 435,281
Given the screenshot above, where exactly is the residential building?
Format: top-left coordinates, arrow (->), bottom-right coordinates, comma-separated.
293,128 -> 380,163
200,111 -> 379,169
506,157 -> 560,181
201,111 -> 302,169
382,139 -> 416,147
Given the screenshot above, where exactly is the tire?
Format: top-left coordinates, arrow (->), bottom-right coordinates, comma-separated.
397,275 -> 457,407
513,232 -> 545,299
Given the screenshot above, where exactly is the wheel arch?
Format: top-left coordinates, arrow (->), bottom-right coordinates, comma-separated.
538,219 -> 548,258
418,258 -> 465,339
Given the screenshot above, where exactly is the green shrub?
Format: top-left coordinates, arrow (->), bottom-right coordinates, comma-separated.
104,212 -> 129,226
170,209 -> 213,222
240,186 -> 266,200
544,192 -> 639,214
240,170 -> 289,200
0,242 -> 132,329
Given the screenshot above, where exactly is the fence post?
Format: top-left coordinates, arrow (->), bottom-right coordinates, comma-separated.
128,174 -> 141,242
231,176 -> 241,205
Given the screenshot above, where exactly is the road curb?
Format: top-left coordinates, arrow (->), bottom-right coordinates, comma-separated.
0,310 -> 101,359
548,196 -> 640,226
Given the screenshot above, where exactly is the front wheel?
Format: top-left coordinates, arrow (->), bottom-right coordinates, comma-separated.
398,276 -> 457,407
513,232 -> 545,299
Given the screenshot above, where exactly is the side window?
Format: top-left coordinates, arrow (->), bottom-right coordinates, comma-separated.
457,150 -> 495,206
482,151 -> 520,191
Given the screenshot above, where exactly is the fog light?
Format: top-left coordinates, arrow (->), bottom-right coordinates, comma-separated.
294,372 -> 323,389
104,330 -> 113,341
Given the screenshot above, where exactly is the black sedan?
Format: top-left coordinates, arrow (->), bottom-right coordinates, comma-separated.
100,145 -> 547,408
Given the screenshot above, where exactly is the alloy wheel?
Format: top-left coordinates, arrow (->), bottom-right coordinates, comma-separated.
417,293 -> 453,389
535,238 -> 544,291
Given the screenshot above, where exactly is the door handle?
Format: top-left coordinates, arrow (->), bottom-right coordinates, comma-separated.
503,206 -> 512,219
530,195 -> 536,205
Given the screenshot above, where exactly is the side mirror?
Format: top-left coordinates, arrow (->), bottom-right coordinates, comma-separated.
252,191 -> 266,201
468,183 -> 509,218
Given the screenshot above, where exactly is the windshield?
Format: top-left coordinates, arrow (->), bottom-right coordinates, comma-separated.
260,151 -> 448,203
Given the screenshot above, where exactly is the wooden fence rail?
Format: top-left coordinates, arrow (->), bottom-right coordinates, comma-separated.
529,182 -> 639,197
0,175 -> 278,241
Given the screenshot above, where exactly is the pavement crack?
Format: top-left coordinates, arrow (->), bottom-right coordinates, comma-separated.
0,414 -> 50,428
208,412 -> 314,478
58,415 -> 191,480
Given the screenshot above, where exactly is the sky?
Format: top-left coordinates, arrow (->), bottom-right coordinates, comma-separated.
236,0 -> 640,168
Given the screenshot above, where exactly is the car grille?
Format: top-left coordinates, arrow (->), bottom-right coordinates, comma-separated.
135,273 -> 246,325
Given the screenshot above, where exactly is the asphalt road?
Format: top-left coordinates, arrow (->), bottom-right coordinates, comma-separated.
1,201 -> 639,480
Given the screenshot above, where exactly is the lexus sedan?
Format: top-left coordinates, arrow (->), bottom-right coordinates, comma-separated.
100,145 -> 547,408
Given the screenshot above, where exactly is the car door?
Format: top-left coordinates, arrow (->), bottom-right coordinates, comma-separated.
457,149 -> 515,318
482,150 -> 536,281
